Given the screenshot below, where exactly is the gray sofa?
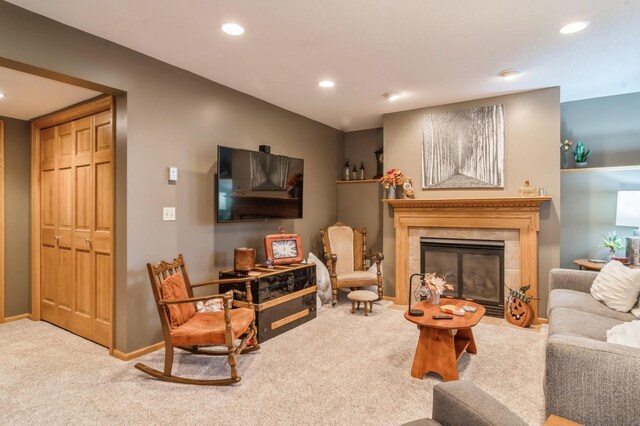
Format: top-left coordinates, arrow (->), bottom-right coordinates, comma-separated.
402,380 -> 526,426
546,268 -> 640,425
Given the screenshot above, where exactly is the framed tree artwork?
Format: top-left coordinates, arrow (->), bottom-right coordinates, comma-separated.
422,104 -> 504,189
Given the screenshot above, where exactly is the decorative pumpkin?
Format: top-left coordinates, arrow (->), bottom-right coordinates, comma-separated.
505,284 -> 534,327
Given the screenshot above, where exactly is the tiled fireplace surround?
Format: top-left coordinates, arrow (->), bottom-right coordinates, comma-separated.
385,197 -> 550,321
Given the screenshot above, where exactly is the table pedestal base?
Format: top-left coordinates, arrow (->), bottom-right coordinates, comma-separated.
410,326 -> 477,381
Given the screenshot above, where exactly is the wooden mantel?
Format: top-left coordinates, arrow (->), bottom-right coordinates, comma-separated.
384,196 -> 551,321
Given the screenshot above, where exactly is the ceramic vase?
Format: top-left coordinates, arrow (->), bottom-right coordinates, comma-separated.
386,185 -> 396,199
575,161 -> 588,168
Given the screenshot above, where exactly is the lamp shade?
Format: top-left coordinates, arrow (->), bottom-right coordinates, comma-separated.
616,191 -> 640,227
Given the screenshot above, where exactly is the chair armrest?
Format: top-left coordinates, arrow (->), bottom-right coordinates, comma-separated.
545,335 -> 640,425
325,254 -> 337,275
548,268 -> 597,293
365,252 -> 384,262
159,293 -> 231,305
431,381 -> 527,426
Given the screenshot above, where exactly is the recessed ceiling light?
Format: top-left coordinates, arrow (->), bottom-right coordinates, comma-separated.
499,69 -> 520,80
559,21 -> 590,34
0,93 -> 5,99
383,91 -> 402,101
319,80 -> 335,88
221,23 -> 245,36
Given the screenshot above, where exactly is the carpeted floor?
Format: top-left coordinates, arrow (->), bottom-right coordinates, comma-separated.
1,301 -> 547,425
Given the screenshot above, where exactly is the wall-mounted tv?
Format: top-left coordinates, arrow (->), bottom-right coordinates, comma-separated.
216,146 -> 304,223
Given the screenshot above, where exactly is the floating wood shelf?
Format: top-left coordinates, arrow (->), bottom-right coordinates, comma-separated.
336,179 -> 379,184
561,165 -> 640,174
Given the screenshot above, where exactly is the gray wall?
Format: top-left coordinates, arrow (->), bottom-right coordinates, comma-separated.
0,2 -> 343,351
343,128 -> 383,180
560,92 -> 640,267
1,115 -> 31,317
336,128 -> 384,254
382,88 -> 561,317
561,92 -> 640,168
561,170 -> 640,267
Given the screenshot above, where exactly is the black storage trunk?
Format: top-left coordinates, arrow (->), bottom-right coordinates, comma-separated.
219,264 -> 317,343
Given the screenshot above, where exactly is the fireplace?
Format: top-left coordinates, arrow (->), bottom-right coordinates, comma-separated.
421,238 -> 505,317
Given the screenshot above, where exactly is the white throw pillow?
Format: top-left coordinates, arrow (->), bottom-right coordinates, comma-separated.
307,252 -> 332,304
364,260 -> 383,294
631,301 -> 640,319
607,320 -> 640,348
590,261 -> 640,313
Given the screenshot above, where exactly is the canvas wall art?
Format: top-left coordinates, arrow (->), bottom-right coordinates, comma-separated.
422,105 -> 504,189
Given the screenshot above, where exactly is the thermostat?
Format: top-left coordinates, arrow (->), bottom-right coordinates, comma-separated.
168,166 -> 178,183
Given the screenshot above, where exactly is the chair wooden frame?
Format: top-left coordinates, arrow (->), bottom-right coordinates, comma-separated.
320,221 -> 384,305
134,254 -> 260,385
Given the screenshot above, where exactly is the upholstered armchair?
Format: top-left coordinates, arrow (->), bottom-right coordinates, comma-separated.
320,221 -> 383,305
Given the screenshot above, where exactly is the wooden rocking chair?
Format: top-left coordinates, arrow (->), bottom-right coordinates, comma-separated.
134,254 -> 260,385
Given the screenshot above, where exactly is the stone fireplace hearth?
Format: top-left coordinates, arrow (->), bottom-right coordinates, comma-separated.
384,196 -> 550,321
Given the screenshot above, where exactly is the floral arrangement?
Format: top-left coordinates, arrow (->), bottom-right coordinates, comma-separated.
379,168 -> 407,188
561,139 -> 573,151
414,272 -> 454,301
599,231 -> 624,253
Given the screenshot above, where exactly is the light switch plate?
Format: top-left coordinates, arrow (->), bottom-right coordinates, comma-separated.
163,207 -> 176,221
168,166 -> 178,182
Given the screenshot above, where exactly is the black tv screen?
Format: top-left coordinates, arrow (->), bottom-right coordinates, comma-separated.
216,146 -> 304,223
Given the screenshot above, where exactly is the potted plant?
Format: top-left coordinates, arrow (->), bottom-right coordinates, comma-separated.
599,231 -> 624,259
572,142 -> 591,168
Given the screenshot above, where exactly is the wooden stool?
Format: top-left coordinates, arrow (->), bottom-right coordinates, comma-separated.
347,290 -> 378,316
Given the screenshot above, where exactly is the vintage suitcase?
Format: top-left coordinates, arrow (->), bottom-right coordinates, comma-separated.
219,263 -> 317,343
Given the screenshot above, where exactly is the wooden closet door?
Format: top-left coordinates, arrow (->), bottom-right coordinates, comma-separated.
56,123 -> 74,329
72,116 -> 94,339
91,110 -> 112,347
40,108 -> 113,347
40,127 -> 58,323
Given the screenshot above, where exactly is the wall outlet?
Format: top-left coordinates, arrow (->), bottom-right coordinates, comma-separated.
163,207 -> 176,221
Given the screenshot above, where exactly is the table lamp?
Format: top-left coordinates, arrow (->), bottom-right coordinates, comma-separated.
616,191 -> 640,265
408,273 -> 428,316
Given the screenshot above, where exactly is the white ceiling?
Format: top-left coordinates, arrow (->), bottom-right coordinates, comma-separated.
0,66 -> 101,121
7,0 -> 640,131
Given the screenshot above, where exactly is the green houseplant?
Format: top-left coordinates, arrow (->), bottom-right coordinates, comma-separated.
573,142 -> 591,168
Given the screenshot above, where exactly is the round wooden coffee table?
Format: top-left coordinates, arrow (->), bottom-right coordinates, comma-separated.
404,299 -> 485,381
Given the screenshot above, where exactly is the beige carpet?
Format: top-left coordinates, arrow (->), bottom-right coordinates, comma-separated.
0,301 -> 547,425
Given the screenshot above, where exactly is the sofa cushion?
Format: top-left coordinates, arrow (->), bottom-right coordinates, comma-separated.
548,289 -> 638,322
549,307 -> 626,342
590,260 -> 640,313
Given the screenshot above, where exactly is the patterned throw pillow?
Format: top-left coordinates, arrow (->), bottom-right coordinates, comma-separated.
196,291 -> 234,312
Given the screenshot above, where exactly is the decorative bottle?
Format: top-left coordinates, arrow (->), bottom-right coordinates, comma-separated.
351,164 -> 358,180
344,160 -> 350,181
518,180 -> 537,197
359,162 -> 365,180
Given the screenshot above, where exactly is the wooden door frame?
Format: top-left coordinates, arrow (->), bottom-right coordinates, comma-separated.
0,119 -> 5,323
31,96 -> 115,352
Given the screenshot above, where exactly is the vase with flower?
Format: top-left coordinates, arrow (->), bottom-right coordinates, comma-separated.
413,272 -> 453,305
560,139 -> 572,169
379,168 -> 408,199
599,231 -> 624,260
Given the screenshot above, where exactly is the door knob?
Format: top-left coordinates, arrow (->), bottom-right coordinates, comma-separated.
85,238 -> 92,243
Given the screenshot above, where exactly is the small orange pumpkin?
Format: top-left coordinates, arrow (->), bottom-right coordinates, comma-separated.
505,285 -> 534,327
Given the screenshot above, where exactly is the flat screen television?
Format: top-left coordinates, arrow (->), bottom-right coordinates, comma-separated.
216,146 -> 304,223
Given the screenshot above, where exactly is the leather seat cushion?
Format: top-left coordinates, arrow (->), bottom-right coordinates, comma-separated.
170,308 -> 255,347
